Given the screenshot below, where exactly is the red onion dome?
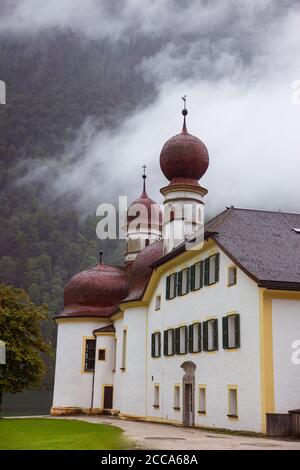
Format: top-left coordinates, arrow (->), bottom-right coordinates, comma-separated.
160,109 -> 209,185
123,240 -> 164,302
127,171 -> 162,231
60,263 -> 129,318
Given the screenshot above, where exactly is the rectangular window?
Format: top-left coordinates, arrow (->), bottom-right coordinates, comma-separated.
198,386 -> 206,414
155,295 -> 161,310
166,273 -> 177,300
203,319 -> 218,352
151,331 -> 161,358
178,268 -> 190,296
228,387 -> 238,417
98,349 -> 106,361
153,385 -> 160,408
189,323 -> 202,353
121,330 -> 127,370
164,329 -> 175,356
228,266 -> 237,286
223,314 -> 240,349
204,254 -> 220,286
190,261 -> 203,291
84,339 -> 96,372
175,326 -> 188,355
174,385 -> 180,409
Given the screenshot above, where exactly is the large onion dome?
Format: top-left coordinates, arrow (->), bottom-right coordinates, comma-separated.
160,108 -> 209,187
58,262 -> 129,319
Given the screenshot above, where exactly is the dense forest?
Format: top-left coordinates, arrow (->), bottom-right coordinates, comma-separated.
0,30 -> 159,388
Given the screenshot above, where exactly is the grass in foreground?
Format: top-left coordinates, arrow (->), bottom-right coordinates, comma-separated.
0,418 -> 132,450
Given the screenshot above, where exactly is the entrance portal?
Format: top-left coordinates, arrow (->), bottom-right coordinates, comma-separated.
181,361 -> 196,427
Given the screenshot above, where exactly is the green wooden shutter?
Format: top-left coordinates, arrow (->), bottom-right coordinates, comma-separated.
184,326 -> 188,353
215,253 -> 220,283
186,268 -> 190,294
198,323 -> 202,352
213,319 -> 219,350
204,258 -> 210,286
175,328 -> 180,354
222,316 -> 229,349
166,276 -> 170,300
203,321 -> 208,351
171,329 -> 175,355
177,271 -> 183,296
164,330 -> 168,356
151,333 -> 155,357
235,314 -> 241,348
158,332 -> 161,357
200,261 -> 204,288
189,325 -> 194,353
190,264 -> 195,291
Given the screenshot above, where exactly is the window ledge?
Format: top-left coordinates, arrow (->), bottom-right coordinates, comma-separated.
197,411 -> 206,415
224,347 -> 240,352
153,405 -> 160,409
120,367 -> 126,372
227,414 -> 238,419
173,406 -> 181,411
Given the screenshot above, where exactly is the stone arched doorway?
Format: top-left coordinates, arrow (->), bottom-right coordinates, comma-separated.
181,361 -> 196,427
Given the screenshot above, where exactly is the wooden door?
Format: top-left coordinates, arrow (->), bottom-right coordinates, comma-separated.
103,386 -> 113,410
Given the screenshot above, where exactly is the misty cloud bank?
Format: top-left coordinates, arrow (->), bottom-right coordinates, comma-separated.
9,0 -> 300,217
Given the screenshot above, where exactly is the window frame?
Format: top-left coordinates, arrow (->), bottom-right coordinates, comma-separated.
164,328 -> 175,356
153,384 -> 160,408
228,265 -> 237,286
198,385 -> 206,414
155,295 -> 161,311
175,325 -> 188,355
173,384 -> 181,410
151,331 -> 161,358
189,322 -> 202,353
82,337 -> 96,373
190,261 -> 204,291
120,329 -> 127,371
98,348 -> 106,361
204,253 -> 220,286
223,313 -> 240,350
203,319 -> 219,352
228,385 -> 238,419
178,267 -> 190,296
166,272 -> 178,300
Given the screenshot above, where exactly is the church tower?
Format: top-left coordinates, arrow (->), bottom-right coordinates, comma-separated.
125,168 -> 162,264
160,98 -> 209,253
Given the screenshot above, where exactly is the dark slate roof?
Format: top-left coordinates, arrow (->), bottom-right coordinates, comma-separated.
207,208 -> 300,288
152,208 -> 300,290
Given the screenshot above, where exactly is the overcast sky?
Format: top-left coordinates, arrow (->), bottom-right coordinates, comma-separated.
9,0 -> 300,218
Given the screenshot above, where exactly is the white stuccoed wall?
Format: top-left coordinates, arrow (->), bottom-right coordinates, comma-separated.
146,247 -> 262,432
53,320 -> 108,409
93,334 -> 115,409
272,298 -> 300,413
114,308 -> 147,418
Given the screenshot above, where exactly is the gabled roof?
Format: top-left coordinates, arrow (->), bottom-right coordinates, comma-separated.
93,324 -> 115,334
152,208 -> 300,290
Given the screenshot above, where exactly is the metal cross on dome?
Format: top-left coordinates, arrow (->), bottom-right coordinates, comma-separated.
182,94 -> 187,110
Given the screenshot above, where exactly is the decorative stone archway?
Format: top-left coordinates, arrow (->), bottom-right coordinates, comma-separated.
181,361 -> 196,427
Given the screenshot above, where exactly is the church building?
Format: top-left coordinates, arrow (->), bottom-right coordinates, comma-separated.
51,104 -> 300,435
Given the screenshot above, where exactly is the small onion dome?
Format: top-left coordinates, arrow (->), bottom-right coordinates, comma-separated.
123,240 -> 164,302
127,190 -> 162,231
59,263 -> 129,319
160,110 -> 209,186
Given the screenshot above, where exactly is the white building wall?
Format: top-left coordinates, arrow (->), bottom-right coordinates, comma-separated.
112,317 -> 124,413
117,308 -> 147,418
93,334 -> 115,410
272,298 -> 300,413
146,247 -> 262,432
52,320 -> 108,409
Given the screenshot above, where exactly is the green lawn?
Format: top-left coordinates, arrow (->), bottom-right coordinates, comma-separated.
0,418 -> 132,450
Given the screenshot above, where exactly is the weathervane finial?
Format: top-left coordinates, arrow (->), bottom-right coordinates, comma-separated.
181,95 -> 188,132
142,164 -> 147,193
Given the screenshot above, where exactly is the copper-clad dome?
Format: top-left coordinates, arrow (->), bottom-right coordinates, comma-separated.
127,171 -> 162,231
60,263 -> 129,318
160,110 -> 209,186
123,240 -> 164,302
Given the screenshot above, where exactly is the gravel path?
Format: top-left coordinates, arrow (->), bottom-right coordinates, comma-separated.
54,415 -> 300,450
